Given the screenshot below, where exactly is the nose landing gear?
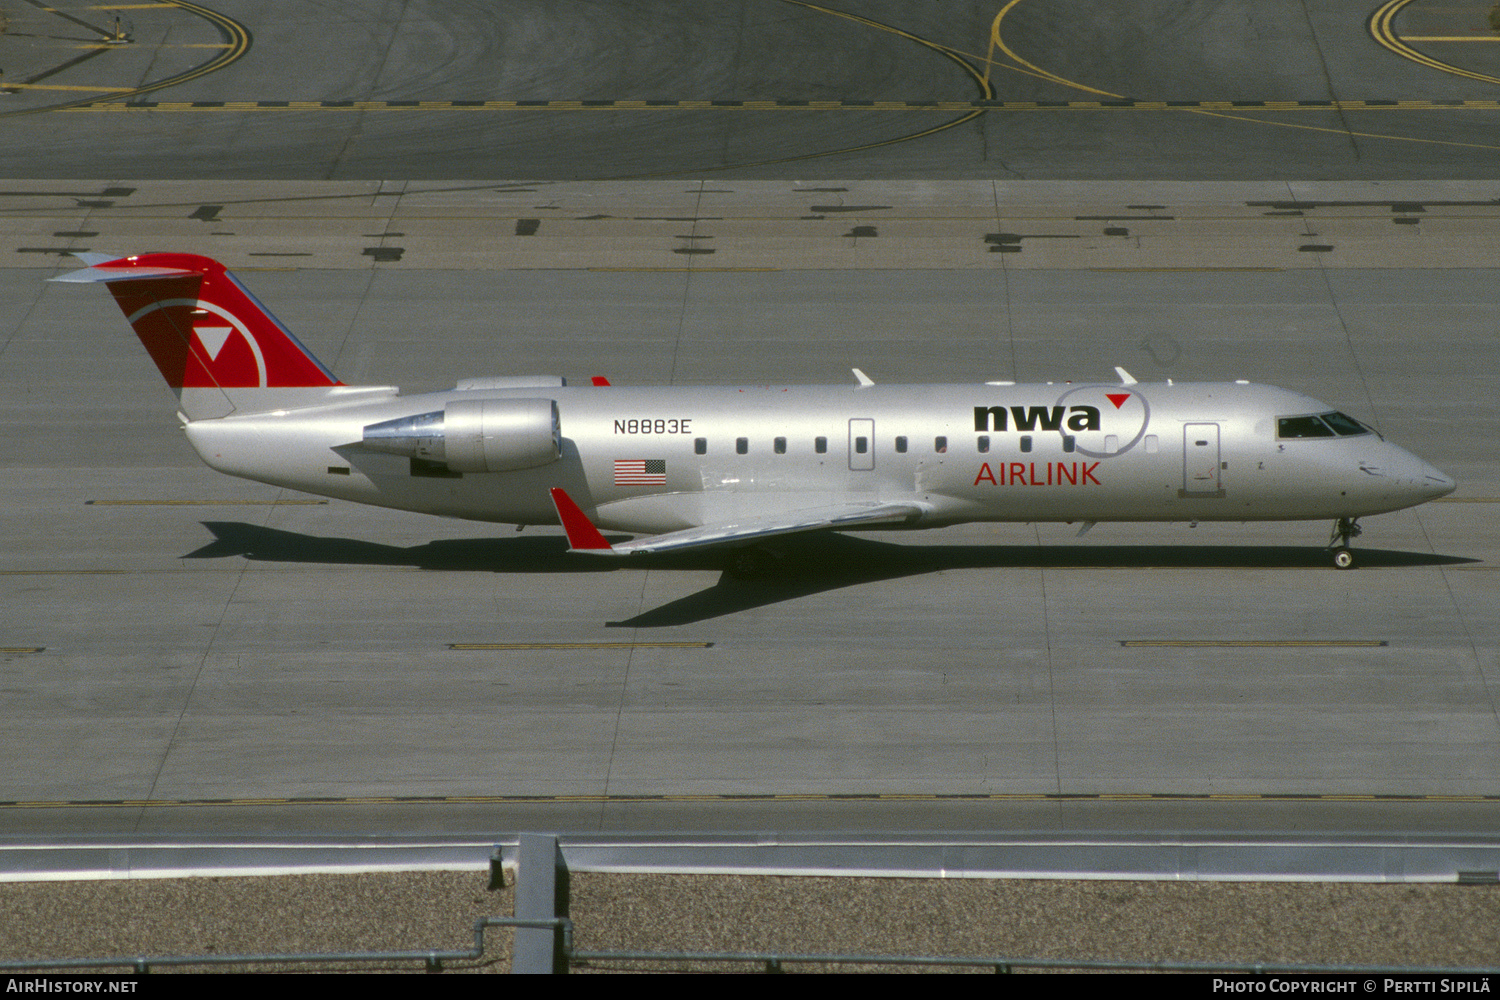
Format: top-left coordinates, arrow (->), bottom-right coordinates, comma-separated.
1328,517 -> 1362,569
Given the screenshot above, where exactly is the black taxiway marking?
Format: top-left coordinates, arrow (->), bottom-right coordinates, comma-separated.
1121,640 -> 1389,648
0,187 -> 136,199
86,499 -> 328,505
1248,199 -> 1500,209
59,99 -> 1500,113
3,791 -> 1495,809
449,642 -> 713,650
0,570 -> 127,575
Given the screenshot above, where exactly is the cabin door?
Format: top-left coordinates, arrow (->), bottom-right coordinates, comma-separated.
1182,423 -> 1223,496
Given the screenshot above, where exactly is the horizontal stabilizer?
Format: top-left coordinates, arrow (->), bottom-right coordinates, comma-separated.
74,252 -> 122,266
549,488 -> 926,556
51,263 -> 198,283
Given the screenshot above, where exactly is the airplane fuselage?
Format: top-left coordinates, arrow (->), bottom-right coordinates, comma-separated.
183,379 -> 1454,534
55,252 -> 1454,567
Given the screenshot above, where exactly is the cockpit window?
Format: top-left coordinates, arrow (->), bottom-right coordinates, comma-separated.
1319,411 -> 1370,437
1277,415 -> 1335,439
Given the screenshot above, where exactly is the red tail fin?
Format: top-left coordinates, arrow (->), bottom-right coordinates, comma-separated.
58,253 -> 340,391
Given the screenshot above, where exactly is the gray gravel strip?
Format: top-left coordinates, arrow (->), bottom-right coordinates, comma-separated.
3,872 -> 1499,973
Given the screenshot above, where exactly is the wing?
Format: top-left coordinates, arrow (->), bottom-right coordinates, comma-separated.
549,488 -> 925,557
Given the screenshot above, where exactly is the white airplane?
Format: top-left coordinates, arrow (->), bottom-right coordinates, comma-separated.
55,253 -> 1455,572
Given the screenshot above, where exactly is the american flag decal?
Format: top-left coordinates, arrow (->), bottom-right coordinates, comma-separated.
614,459 -> 667,485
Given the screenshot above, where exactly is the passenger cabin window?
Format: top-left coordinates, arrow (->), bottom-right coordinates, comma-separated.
774,437 -> 787,454
1062,435 -> 1076,453
1019,435 -> 1032,453
934,436 -> 947,453
694,437 -> 707,455
895,436 -> 908,454
736,437 -> 749,454
977,435 -> 990,454
854,437 -> 868,454
1277,415 -> 1336,439
814,436 -> 827,454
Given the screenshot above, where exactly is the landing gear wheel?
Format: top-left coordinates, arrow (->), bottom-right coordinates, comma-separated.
1327,517 -> 1363,570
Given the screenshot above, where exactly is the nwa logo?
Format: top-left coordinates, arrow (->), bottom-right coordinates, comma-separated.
973,404 -> 1105,433
974,390 -> 1150,460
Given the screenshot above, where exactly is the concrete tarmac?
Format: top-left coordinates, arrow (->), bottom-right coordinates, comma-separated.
1,180 -> 1495,841
3,2 -> 1500,179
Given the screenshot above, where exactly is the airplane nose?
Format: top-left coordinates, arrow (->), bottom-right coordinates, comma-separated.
1389,447 -> 1455,502
1421,465 -> 1457,500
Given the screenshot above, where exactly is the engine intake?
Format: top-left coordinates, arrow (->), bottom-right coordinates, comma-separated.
362,398 -> 561,473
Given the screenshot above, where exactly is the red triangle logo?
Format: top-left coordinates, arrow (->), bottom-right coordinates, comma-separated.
1106,393 -> 1131,409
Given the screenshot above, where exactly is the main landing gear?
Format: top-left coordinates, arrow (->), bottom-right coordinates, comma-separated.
1328,517 -> 1362,570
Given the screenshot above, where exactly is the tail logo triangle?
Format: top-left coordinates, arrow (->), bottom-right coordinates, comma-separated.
125,297 -> 268,388
195,326 -> 233,361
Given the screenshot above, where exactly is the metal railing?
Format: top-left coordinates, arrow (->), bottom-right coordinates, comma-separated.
5,917 -> 1499,975
569,949 -> 1500,974
0,917 -> 568,974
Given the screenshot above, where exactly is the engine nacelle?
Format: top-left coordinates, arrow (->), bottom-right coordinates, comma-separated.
362,398 -> 561,473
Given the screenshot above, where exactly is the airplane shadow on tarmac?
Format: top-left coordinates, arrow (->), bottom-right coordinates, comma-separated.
187,521 -> 1476,628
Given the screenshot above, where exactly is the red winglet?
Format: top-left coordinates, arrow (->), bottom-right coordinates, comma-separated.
549,488 -> 613,551
591,376 -> 611,386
